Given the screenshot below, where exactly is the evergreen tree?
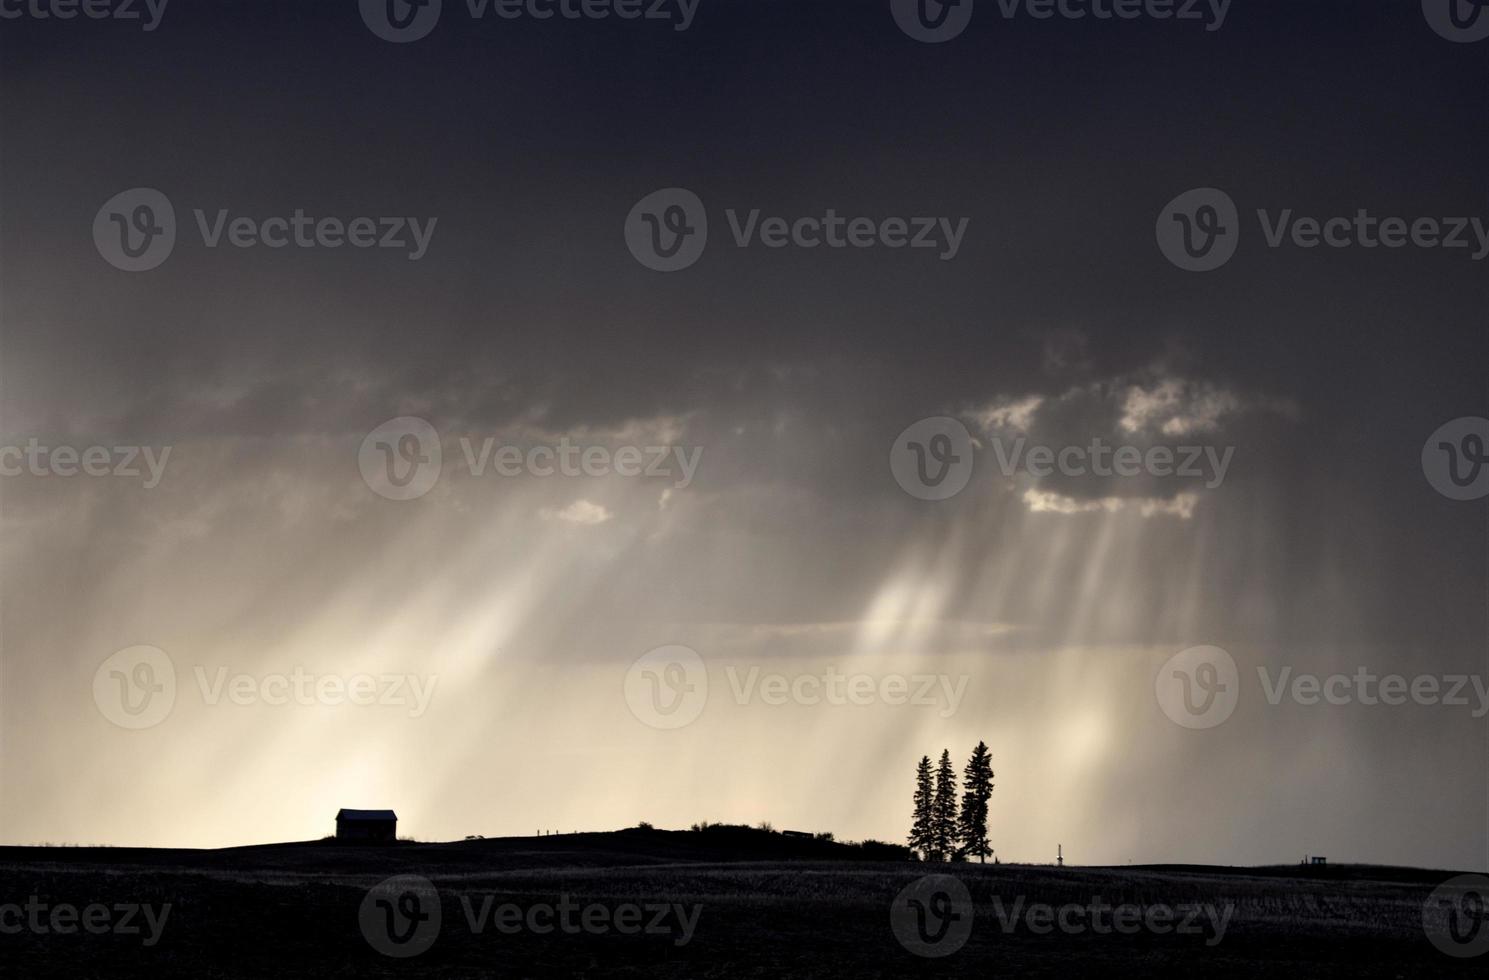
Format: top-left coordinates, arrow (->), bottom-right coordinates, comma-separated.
958,740 -> 995,863
932,749 -> 958,861
909,755 -> 934,860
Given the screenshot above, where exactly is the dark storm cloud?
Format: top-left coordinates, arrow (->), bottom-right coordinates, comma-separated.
1,0 -> 1481,612
1,0 -> 1481,435
3,0 -> 1484,636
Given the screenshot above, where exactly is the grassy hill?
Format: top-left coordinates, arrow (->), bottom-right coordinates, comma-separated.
0,827 -> 1480,977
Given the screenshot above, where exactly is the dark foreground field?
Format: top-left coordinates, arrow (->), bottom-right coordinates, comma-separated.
0,829 -> 1481,978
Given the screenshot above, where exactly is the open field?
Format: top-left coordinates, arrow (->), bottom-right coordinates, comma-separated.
0,829 -> 1481,977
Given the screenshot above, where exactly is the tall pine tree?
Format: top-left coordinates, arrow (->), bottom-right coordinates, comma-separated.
958,740 -> 995,863
932,749 -> 958,861
909,756 -> 934,860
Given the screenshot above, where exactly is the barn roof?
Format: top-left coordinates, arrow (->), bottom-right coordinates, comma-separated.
337,809 -> 397,821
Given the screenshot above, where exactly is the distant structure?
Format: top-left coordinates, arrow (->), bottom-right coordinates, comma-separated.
1057,844 -> 1064,868
335,808 -> 396,842
781,830 -> 812,840
1310,856 -> 1327,866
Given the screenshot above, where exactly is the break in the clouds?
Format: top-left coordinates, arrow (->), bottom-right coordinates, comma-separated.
961,364 -> 1298,516
541,499 -> 614,525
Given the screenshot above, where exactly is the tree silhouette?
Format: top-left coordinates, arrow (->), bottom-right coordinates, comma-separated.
932,749 -> 958,861
909,755 -> 934,860
959,740 -> 995,863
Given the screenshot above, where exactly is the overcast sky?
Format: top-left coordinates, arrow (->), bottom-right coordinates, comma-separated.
1,0 -> 1486,868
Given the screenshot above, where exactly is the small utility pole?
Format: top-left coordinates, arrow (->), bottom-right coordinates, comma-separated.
1057,844 -> 1064,868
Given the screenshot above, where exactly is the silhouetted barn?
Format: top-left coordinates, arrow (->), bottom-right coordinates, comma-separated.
336,808 -> 397,842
